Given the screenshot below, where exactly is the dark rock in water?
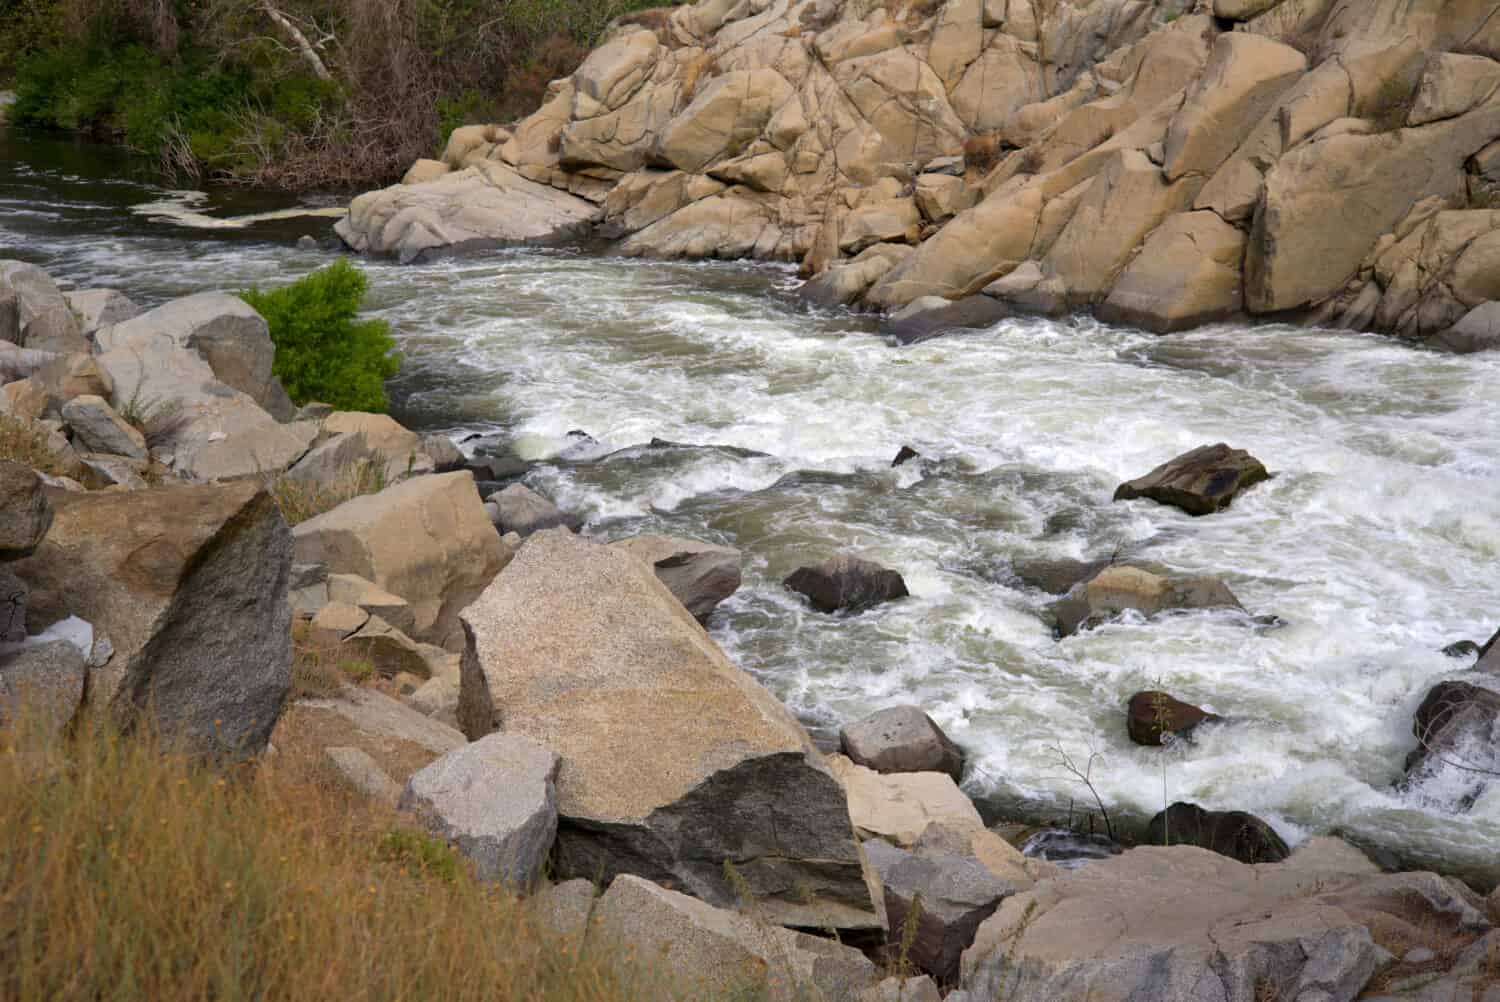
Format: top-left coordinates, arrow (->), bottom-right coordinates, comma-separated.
1404,679 -> 1500,784
840,705 -> 963,781
1145,802 -> 1289,864
1113,443 -> 1269,516
1480,627 -> 1500,667
1051,564 -> 1241,637
608,535 -> 742,623
295,235 -> 319,250
882,295 -> 1009,345
863,838 -> 1013,984
1126,691 -> 1220,746
485,483 -> 579,538
1444,640 -> 1482,659
1019,828 -> 1122,868
784,554 -> 909,614
892,445 -> 920,467
640,437 -> 771,460
1009,556 -> 1112,595
465,454 -> 531,483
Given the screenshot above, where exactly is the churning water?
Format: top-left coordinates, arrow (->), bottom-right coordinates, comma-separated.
5,129 -> 1498,879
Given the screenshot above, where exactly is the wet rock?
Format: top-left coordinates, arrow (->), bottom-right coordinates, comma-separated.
421,434 -> 465,472
828,754 -> 983,848
784,554 -> 909,614
8,481 -> 291,758
1403,676 -> 1500,808
1430,301 -> 1500,354
486,482 -> 578,537
0,460 -> 53,560
587,874 -> 879,1002
840,705 -> 964,781
293,471 -> 511,648
399,732 -> 561,891
609,534 -> 742,622
1008,555 -> 1111,595
881,295 -> 1009,346
1052,564 -> 1242,636
864,838 -> 1015,984
1145,802 -> 1289,864
1018,829 -> 1123,868
1112,442 -> 1269,516
892,445 -> 920,467
1126,690 -> 1219,746
458,530 -> 883,932
1443,640 -> 1482,659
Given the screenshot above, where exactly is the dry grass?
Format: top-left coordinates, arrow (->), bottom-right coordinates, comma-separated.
1359,909 -> 1495,996
0,702 -> 700,1002
0,414 -> 67,477
289,619 -> 371,700
963,132 -> 1004,174
268,459 -> 385,526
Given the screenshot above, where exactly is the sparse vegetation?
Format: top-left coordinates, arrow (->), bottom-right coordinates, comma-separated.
269,457 -> 386,526
0,413 -> 67,475
240,259 -> 399,413
0,700 -> 702,1002
1366,75 -> 1418,133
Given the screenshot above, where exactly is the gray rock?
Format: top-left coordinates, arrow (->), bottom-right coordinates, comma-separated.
0,460 -> 53,559
534,878 -> 597,937
61,394 -> 148,459
881,295 -> 1010,345
458,530 -> 883,932
840,705 -> 964,781
487,483 -> 577,537
76,453 -> 150,490
0,260 -> 87,353
1113,443 -> 1269,516
421,434 -> 465,472
0,342 -> 63,386
785,554 -> 910,614
864,839 -> 1014,984
325,745 -> 403,807
0,568 -> 25,642
587,873 -> 879,1002
1402,674 -> 1500,809
1145,802 -> 1289,864
609,534 -> 742,621
104,292 -> 295,420
0,638 -> 87,731
857,975 -> 942,1002
399,732 -> 561,891
7,482 -> 291,759
1431,301 -> 1500,354
64,289 -> 140,335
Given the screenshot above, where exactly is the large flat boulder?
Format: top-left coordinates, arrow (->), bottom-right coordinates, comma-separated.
399,732 -> 561,891
458,530 -> 883,932
293,471 -> 511,648
609,534 -> 742,622
828,754 -> 984,848
103,292 -> 294,420
588,874 -> 879,1001
8,482 -> 292,757
1097,210 -> 1245,332
961,843 -> 1487,1002
335,162 -> 599,262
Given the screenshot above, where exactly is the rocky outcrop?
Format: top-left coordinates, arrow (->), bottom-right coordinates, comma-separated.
341,0 -> 1500,348
609,534 -> 742,621
839,705 -> 964,782
784,554 -> 909,613
1051,564 -> 1243,636
9,481 -> 292,757
960,840 -> 1488,1002
293,472 -> 512,648
399,732 -> 561,891
457,530 -> 883,932
1113,443 -> 1269,516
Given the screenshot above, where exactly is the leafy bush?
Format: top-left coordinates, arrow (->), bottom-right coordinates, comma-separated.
240,259 -> 399,414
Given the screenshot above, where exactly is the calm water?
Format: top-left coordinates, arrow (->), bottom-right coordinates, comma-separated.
5,128 -> 1499,879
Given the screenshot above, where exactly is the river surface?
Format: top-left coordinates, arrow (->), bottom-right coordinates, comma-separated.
5,128 -> 1499,879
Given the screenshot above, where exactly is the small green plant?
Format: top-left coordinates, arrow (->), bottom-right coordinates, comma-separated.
1367,75 -> 1417,132
338,658 -> 375,684
891,892 -> 924,980
240,260 -> 400,414
118,386 -> 187,449
376,828 -> 461,882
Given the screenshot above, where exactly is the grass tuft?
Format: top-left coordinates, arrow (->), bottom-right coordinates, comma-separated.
0,414 -> 67,476
269,458 -> 386,526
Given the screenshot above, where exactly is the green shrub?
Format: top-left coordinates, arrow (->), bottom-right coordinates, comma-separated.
240,259 -> 400,414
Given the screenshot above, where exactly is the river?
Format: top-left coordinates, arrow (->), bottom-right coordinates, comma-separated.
4,128 -> 1499,880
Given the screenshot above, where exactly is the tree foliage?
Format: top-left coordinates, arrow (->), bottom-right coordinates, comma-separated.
240,259 -> 399,414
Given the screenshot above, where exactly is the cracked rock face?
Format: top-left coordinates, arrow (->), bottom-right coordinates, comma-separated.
457,529 -> 883,933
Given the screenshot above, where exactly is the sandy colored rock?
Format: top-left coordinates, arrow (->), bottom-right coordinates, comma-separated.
458,530 -> 882,932
1431,301 -> 1500,354
0,260 -> 87,354
401,158 -> 450,185
1409,52 -> 1500,126
0,460 -> 53,560
36,353 -> 113,406
63,288 -> 139,334
609,534 -> 742,621
1052,564 -> 1242,636
293,471 -> 510,647
1099,210 -> 1245,332
273,685 -> 465,786
324,745 -> 403,807
9,482 -> 291,758
828,754 -> 983,847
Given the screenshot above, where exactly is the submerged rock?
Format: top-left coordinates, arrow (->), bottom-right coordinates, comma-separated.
784,554 -> 909,614
1126,690 -> 1219,746
881,296 -> 1009,345
1144,802 -> 1289,864
1402,675 -> 1500,809
1113,443 -> 1269,516
1051,564 -> 1242,636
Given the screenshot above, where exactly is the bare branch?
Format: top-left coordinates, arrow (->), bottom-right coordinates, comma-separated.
262,3 -> 333,80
